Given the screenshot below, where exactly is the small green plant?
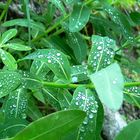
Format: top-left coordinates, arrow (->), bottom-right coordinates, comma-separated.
0,0 -> 140,140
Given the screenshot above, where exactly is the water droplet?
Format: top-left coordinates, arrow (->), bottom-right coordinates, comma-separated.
97,46 -> 102,50
113,80 -> 116,84
56,53 -> 61,56
72,76 -> 78,83
48,60 -> 51,63
89,113 -> 94,119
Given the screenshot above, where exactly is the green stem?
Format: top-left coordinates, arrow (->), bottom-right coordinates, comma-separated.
41,81 -> 140,89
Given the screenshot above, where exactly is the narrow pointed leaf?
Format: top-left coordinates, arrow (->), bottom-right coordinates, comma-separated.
12,110 -> 86,140
1,29 -> 17,45
69,4 -> 91,32
90,63 -> 124,110
3,43 -> 31,51
0,49 -> 17,70
66,32 -> 87,63
23,49 -> 71,82
88,35 -> 116,74
70,86 -> 98,140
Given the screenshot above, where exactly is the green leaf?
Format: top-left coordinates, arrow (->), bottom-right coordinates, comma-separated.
2,19 -> 45,32
2,43 -> 31,51
70,86 -> 98,140
71,65 -> 88,83
0,120 -> 27,139
57,89 -> 72,110
90,63 -> 124,110
0,71 -> 21,98
12,110 -> 86,140
115,119 -> 140,140
69,4 -> 91,32
30,60 -> 50,80
4,88 -> 28,120
23,49 -> 71,82
27,97 -> 43,121
66,32 -> 87,63
104,5 -> 133,41
0,49 -> 17,70
0,29 -> 17,45
49,0 -> 66,15
88,35 -> 116,74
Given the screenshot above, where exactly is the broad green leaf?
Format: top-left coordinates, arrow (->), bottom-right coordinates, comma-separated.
0,120 -> 27,139
71,65 -> 88,83
49,0 -> 66,15
90,63 -> 124,110
2,19 -> 45,32
2,43 -> 31,51
30,60 -> 50,80
66,32 -> 87,63
70,86 -> 98,140
11,110 -> 86,140
0,49 -> 17,70
0,71 -> 21,98
4,88 -> 28,120
23,49 -> 71,82
130,12 -> 140,25
115,119 -> 140,140
0,29 -> 17,45
88,35 -> 116,74
69,4 -> 91,32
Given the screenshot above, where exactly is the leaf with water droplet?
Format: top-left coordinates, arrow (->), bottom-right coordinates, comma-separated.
4,88 -> 28,120
69,3 -> 91,32
123,78 -> 140,107
49,0 -> 66,15
70,86 -> 98,140
30,60 -> 50,80
11,110 -> 86,140
23,49 -> 71,82
66,32 -> 87,63
0,29 -> 17,45
0,49 -> 17,70
71,65 -> 88,82
90,63 -> 124,110
0,71 -> 21,98
104,5 -> 134,42
88,35 -> 116,74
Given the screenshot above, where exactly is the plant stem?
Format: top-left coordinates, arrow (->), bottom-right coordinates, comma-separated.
41,81 -> 140,89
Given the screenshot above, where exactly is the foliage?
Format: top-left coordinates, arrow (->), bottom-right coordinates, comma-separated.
0,0 -> 140,140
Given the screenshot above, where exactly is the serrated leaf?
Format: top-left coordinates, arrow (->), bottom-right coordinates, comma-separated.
0,49 -> 17,70
70,86 -> 98,140
2,43 -> 31,51
4,88 -> 28,120
0,71 -> 21,98
0,29 -> 17,45
71,65 -> 88,83
23,49 -> 71,82
2,19 -> 45,32
88,35 -> 116,74
66,32 -> 87,63
90,63 -> 124,110
69,4 -> 91,32
49,0 -> 66,15
11,110 -> 86,140
115,119 -> 140,140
